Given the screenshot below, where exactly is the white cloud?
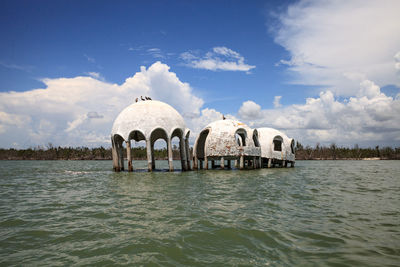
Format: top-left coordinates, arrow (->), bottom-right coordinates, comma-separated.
0,62 -> 204,148
238,80 -> 400,146
274,0 -> 400,95
273,96 -> 282,108
238,100 -> 261,120
181,46 -> 255,72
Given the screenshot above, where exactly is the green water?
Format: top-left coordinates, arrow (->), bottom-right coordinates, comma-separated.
0,160 -> 399,266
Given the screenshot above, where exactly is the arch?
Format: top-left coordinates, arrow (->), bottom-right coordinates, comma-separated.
149,128 -> 169,171
252,129 -> 260,147
128,130 -> 146,142
290,139 -> 295,154
171,128 -> 184,139
150,128 -> 169,143
196,129 -> 210,160
273,135 -> 283,151
235,128 -> 247,146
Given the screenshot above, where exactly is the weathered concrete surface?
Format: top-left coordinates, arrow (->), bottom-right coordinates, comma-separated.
111,100 -> 191,172
257,127 -> 295,164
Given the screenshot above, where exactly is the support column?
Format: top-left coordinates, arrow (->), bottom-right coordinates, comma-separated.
193,155 -> 198,170
253,157 -> 256,169
283,160 -> 287,167
239,155 -> 244,170
227,159 -> 231,169
111,137 -> 120,172
258,157 -> 262,169
268,158 -> 272,168
151,141 -> 155,170
146,138 -> 152,172
126,140 -> 133,172
199,160 -> 203,169
185,138 -> 191,170
211,160 -> 216,169
167,138 -> 174,172
220,157 -> 225,169
204,156 -> 208,170
118,145 -> 124,171
291,161 -> 295,167
179,136 -> 187,171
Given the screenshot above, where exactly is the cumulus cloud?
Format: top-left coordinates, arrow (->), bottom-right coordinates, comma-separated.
274,0 -> 400,95
238,80 -> 400,146
0,62 -> 204,148
180,47 -> 255,72
238,100 -> 261,120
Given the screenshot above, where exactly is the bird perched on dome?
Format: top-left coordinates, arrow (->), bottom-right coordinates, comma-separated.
141,96 -> 145,101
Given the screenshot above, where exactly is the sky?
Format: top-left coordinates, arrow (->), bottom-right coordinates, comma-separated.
0,0 -> 399,149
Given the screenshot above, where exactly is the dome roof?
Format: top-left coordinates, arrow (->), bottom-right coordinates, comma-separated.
195,119 -> 260,158
257,127 -> 295,161
111,100 -> 186,141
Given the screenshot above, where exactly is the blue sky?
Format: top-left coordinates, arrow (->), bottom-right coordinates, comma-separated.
1,0 -> 399,148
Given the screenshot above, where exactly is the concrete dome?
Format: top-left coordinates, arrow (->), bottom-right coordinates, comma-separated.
111,100 -> 187,141
194,119 -> 260,159
257,127 -> 295,162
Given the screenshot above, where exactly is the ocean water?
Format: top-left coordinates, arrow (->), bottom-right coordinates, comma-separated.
0,160 -> 399,266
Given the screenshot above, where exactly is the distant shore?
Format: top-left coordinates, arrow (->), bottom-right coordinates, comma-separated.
1,145 -> 399,160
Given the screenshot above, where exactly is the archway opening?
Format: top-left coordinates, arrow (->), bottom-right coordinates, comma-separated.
150,128 -> 169,170
235,128 -> 247,146
273,136 -> 283,151
196,129 -> 209,160
253,130 -> 260,147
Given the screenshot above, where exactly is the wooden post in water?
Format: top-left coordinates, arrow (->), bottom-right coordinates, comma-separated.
204,157 -> 208,170
220,157 -> 225,169
268,158 -> 272,168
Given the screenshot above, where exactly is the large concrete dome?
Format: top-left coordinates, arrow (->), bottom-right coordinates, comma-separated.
193,119 -> 261,170
111,100 -> 187,141
111,100 -> 191,172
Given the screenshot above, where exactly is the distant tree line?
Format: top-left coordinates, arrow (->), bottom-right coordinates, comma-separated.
0,142 -> 399,160
0,143 -> 185,160
295,142 -> 400,160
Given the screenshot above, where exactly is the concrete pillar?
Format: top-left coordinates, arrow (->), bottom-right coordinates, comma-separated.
146,138 -> 152,172
268,158 -> 272,168
239,155 -> 244,170
227,159 -> 231,169
234,159 -> 239,168
167,138 -> 174,172
258,157 -> 262,169
291,161 -> 295,167
179,136 -> 187,171
199,160 -> 203,170
126,140 -> 133,172
253,157 -> 257,169
111,137 -> 120,172
151,141 -> 155,170
283,160 -> 287,167
220,157 -> 225,169
118,145 -> 124,171
185,138 -> 191,170
193,155 -> 198,170
204,156 -> 208,170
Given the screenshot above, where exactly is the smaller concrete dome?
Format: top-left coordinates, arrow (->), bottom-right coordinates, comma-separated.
258,127 -> 295,162
194,119 -> 261,159
111,100 -> 187,141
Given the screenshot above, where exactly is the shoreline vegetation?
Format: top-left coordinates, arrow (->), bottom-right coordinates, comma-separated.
0,142 -> 399,160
